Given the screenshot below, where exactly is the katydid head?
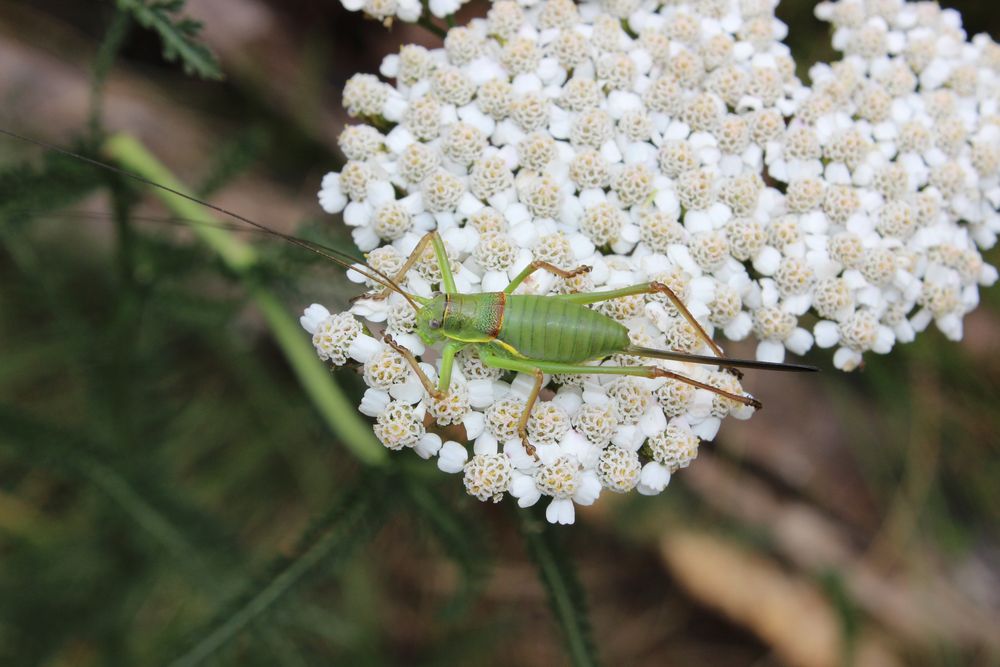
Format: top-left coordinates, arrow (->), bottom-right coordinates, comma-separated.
415,293 -> 448,345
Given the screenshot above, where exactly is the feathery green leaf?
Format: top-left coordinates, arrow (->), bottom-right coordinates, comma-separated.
519,509 -> 602,667
0,405 -> 223,584
168,473 -> 394,667
404,478 -> 493,617
116,0 -> 223,80
0,150 -> 106,222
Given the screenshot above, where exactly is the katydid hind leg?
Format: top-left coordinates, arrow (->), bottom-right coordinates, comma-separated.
478,348 -> 761,411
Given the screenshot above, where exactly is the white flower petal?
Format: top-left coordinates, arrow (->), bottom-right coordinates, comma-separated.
437,441 -> 468,473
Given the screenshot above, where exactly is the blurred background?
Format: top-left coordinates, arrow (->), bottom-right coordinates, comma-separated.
0,0 -> 998,665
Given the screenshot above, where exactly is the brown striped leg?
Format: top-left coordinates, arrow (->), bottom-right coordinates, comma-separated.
515,369 -> 545,457
383,334 -> 444,400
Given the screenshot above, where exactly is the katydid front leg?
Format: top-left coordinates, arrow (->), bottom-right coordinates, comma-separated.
435,341 -> 465,395
514,369 -> 545,457
384,336 -> 465,399
383,334 -> 443,399
369,231 -> 457,300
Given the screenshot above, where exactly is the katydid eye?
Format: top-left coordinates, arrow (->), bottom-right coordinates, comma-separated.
429,319 -> 442,329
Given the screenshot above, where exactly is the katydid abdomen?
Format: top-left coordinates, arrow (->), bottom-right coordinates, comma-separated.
498,295 -> 629,363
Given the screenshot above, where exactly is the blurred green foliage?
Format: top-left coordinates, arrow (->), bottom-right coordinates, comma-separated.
0,1 -> 998,666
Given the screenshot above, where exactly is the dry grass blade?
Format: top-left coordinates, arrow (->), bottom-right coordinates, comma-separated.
660,530 -> 901,667
683,454 -> 1000,654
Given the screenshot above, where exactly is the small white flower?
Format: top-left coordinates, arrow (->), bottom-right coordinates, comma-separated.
596,445 -> 641,493
463,453 -> 513,501
438,441 -> 469,473
299,303 -> 331,334
637,462 -> 671,495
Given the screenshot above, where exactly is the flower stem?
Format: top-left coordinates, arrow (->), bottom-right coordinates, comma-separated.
518,508 -> 602,667
417,15 -> 447,38
102,133 -> 388,467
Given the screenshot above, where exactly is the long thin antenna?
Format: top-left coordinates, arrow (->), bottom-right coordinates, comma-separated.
625,345 -> 818,373
0,128 -> 421,310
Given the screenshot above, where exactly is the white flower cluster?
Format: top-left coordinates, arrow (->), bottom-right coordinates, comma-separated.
324,0 -> 1000,372
302,292 -> 754,524
310,0 -> 999,518
324,0 -> 811,348
766,0 -> 999,369
339,0 -> 469,24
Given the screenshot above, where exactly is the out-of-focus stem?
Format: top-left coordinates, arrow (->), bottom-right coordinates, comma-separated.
102,133 -> 388,466
518,509 -> 601,667
417,15 -> 447,38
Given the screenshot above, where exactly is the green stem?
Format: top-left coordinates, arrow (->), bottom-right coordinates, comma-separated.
89,9 -> 132,138
102,133 -> 387,466
108,178 -> 139,449
519,509 -> 602,667
417,15 -> 447,38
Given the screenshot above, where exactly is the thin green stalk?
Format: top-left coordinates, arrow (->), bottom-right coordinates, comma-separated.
89,8 -> 132,137
417,15 -> 447,38
519,510 -> 602,667
102,133 -> 387,466
107,178 -> 141,447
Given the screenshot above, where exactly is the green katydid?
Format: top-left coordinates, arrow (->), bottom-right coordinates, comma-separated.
0,128 -> 816,457
359,230 -> 816,454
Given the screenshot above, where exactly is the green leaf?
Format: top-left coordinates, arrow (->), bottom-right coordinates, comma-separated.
168,472 -> 394,667
404,478 -> 493,617
0,149 -> 106,222
519,508 -> 602,667
196,126 -> 270,197
116,0 -> 223,80
0,405 -> 221,585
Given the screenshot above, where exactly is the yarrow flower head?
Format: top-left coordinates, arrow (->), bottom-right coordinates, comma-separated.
309,0 -> 999,521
